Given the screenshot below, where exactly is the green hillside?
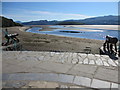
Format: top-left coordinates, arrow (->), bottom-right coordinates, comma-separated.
1,16 -> 22,27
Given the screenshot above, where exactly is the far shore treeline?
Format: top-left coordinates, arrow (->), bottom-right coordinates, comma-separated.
1,15 -> 119,27
21,15 -> 119,25
56,21 -> 84,25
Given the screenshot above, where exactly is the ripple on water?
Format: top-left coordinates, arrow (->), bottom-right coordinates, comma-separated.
26,26 -> 119,40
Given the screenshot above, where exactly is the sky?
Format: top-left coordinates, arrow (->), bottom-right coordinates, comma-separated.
2,2 -> 118,22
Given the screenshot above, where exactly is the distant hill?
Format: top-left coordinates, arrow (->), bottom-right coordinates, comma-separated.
21,15 -> 119,25
56,21 -> 85,25
63,15 -> 118,25
79,15 -> 118,25
1,16 -> 22,27
15,21 -> 23,24
22,20 -> 60,25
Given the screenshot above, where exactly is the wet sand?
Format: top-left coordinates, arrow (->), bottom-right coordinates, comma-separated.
66,25 -> 118,30
2,25 -> 110,54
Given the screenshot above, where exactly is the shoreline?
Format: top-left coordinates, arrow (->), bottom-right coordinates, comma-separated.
65,25 -> 118,30
21,25 -> 105,41
2,25 -> 108,54
24,25 -> 118,41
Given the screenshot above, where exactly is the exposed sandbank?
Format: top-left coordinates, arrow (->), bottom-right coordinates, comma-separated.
3,25 -> 115,54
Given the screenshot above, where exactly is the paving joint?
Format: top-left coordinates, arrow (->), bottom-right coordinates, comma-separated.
2,51 -> 119,89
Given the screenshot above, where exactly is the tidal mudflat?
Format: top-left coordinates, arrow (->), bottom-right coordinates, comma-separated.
26,25 -> 118,40
2,25 -> 119,54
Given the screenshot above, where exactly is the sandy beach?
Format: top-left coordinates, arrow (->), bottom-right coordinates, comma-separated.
66,25 -> 118,30
3,25 -> 117,54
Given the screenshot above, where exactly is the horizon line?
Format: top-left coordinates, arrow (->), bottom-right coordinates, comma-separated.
1,15 -> 118,22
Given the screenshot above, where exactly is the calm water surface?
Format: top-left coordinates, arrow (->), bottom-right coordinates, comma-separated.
26,26 -> 119,40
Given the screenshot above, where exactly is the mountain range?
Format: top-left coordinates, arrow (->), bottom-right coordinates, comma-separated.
1,15 -> 119,27
21,15 -> 119,25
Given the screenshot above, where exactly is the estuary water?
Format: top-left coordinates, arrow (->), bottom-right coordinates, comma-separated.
26,25 -> 119,40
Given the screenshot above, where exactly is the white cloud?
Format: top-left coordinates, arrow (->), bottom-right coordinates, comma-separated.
30,11 -> 53,15
3,9 -> 94,21
30,10 -> 94,19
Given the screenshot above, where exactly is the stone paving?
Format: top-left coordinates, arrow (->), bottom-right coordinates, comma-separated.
3,80 -> 88,88
2,51 -> 120,89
